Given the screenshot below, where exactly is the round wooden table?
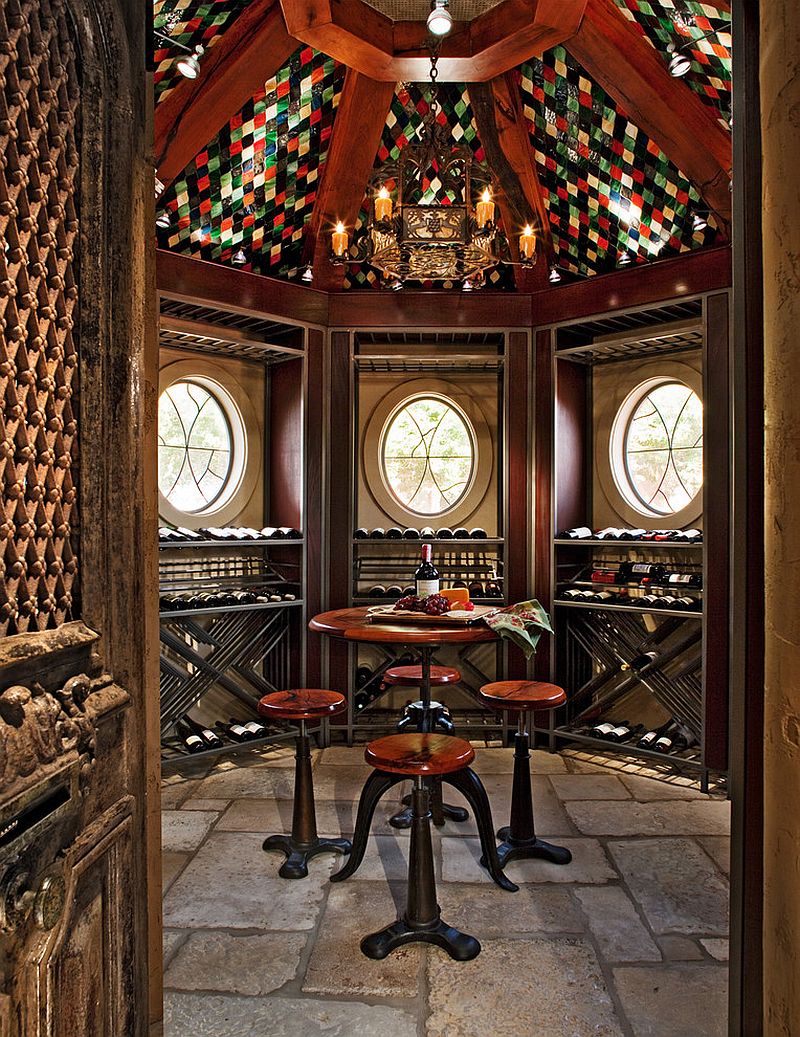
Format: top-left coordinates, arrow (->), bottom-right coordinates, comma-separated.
309,607 -> 499,828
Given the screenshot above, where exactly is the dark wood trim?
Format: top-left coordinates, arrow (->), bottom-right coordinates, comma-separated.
702,291 -> 730,772
154,0 -> 296,189
728,0 -> 764,1030
326,331 -> 353,697
568,0 -> 732,233
531,246 -> 732,326
505,332 -> 531,679
157,250 -> 329,327
533,328 -> 554,681
302,70 -> 396,291
327,289 -> 532,328
304,330 -> 325,687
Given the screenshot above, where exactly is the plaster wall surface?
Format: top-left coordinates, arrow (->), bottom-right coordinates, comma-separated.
762,0 -> 800,1032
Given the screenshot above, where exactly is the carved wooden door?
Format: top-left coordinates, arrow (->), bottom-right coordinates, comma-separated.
0,0 -> 154,1034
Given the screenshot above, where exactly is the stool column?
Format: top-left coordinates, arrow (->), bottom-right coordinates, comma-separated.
291,721 -> 317,848
405,779 -> 438,928
507,717 -> 535,843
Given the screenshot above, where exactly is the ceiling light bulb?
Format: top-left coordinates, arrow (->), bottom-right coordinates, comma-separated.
692,211 -> 708,232
427,0 -> 452,36
549,267 -> 561,283
302,265 -> 313,282
667,43 -> 692,78
176,45 -> 203,80
231,248 -> 247,265
155,210 -> 171,230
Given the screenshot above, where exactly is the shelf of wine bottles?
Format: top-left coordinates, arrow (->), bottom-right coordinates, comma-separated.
353,526 -> 499,542
159,525 -> 303,547
352,540 -> 504,604
554,526 -> 703,546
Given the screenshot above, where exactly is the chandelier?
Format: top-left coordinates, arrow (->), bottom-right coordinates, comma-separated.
329,34 -> 538,287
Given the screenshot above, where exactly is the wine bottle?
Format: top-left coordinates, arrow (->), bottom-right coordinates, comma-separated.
618,528 -> 647,540
175,721 -> 206,754
385,584 -> 404,598
370,527 -> 386,539
556,526 -> 592,539
415,543 -> 439,597
661,570 -> 703,589
230,716 -> 267,739
182,714 -> 223,749
215,720 -> 253,743
452,527 -> 469,539
673,528 -> 703,543
588,590 -> 617,604
355,665 -> 372,688
591,720 -> 626,740
282,592 -> 297,601
560,588 -> 585,600
403,527 -> 420,539
469,526 -> 488,539
367,584 -> 387,597
618,561 -> 666,583
402,585 -> 415,596
675,595 -> 701,611
606,722 -> 645,744
485,580 -> 501,598
653,720 -> 691,754
260,526 -> 279,538
354,527 -> 369,539
386,526 -> 403,538
354,691 -> 369,711
278,527 -> 301,538
420,526 -> 435,539
468,580 -> 485,598
595,527 -> 623,540
436,527 -> 454,539
591,569 -> 621,584
637,721 -> 672,749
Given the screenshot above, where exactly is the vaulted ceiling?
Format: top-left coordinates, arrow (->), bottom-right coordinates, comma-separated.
152,0 -> 732,291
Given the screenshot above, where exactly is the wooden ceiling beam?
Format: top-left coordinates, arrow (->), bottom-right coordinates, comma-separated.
470,75 -> 553,291
302,69 -> 396,292
567,0 -> 732,233
154,0 -> 297,190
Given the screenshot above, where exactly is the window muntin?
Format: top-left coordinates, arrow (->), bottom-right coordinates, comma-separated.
158,380 -> 235,514
615,380 -> 703,516
381,396 -> 476,516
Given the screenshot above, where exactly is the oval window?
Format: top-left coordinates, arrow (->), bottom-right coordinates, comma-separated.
158,379 -> 237,514
611,379 -> 703,517
381,396 -> 476,516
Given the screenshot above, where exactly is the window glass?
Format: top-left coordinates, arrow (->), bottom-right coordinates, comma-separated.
621,381 -> 703,515
381,396 -> 475,515
158,380 -> 234,513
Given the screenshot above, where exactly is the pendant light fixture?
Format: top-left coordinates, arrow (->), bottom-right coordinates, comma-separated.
427,0 -> 452,37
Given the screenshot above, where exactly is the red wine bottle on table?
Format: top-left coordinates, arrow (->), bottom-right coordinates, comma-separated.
415,543 -> 440,597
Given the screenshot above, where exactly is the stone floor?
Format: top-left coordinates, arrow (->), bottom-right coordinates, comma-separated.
160,744 -> 730,1037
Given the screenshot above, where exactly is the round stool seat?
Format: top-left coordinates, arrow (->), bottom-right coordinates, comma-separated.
259,688 -> 347,721
478,680 -> 566,711
365,732 -> 474,776
382,664 -> 461,688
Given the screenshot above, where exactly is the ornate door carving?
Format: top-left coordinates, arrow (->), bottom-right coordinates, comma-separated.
0,0 -> 153,1034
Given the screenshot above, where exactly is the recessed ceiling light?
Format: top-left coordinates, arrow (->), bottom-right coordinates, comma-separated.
549,267 -> 562,283
155,211 -> 171,230
692,211 -> 708,232
667,42 -> 692,77
231,248 -> 247,265
427,0 -> 452,37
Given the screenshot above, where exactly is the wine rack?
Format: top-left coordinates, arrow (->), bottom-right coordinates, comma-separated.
158,537 -> 313,772
540,533 -> 711,784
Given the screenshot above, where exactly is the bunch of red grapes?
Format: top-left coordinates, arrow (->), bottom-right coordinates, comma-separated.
395,593 -> 456,616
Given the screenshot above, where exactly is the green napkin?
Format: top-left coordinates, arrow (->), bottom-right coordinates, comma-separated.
483,600 -> 553,659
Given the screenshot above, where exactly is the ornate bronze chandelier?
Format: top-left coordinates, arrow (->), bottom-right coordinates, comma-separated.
330,44 -> 538,288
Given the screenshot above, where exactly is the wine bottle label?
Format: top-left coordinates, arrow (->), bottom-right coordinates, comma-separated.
655,736 -> 672,750
243,722 -> 263,735
631,563 -> 653,573
639,731 -> 658,745
668,574 -> 692,583
185,735 -> 203,749
229,724 -> 248,737
416,579 -> 439,597
610,726 -> 629,738
593,723 -> 615,735
200,728 -> 216,741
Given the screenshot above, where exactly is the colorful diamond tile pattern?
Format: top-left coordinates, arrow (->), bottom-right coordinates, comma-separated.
612,0 -> 731,122
153,0 -> 249,103
345,82 -> 515,290
157,47 -> 345,277
516,46 -> 717,278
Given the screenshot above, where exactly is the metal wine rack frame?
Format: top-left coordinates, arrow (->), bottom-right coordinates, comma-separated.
351,539 -> 505,603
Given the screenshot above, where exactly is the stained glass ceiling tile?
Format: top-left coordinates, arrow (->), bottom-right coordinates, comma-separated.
153,0 -> 249,103
157,47 -> 345,279
517,46 -> 716,278
611,0 -> 731,122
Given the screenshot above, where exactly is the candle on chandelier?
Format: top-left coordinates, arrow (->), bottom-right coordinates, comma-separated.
331,221 -> 349,257
519,224 -> 536,260
476,187 -> 495,229
374,186 -> 393,222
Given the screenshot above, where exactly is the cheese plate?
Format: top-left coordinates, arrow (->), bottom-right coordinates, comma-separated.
366,603 -> 501,626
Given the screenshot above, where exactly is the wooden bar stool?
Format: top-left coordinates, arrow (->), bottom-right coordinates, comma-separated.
332,733 -> 506,961
258,689 -> 352,879
478,681 -> 572,868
